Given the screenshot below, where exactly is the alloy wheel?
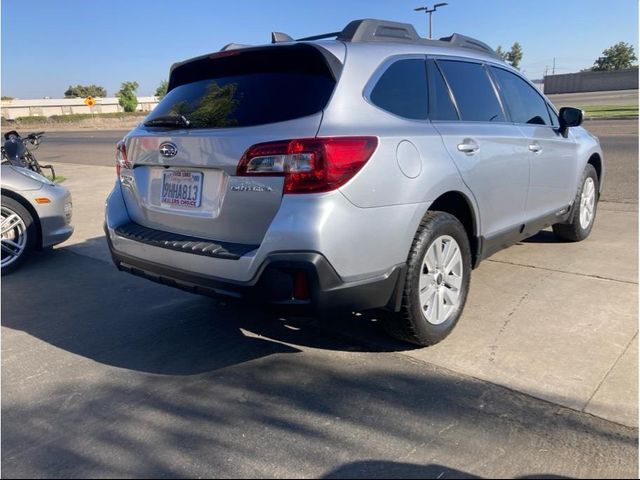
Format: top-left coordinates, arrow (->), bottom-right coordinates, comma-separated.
418,235 -> 464,325
1,206 -> 27,269
579,177 -> 596,230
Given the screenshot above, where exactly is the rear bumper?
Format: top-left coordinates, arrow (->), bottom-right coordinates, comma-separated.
106,225 -> 404,312
104,179 -> 412,312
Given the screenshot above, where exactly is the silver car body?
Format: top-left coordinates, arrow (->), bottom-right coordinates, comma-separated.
105,20 -> 603,309
1,165 -> 73,248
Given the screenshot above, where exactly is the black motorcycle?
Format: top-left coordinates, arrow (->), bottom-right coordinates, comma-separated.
1,130 -> 56,180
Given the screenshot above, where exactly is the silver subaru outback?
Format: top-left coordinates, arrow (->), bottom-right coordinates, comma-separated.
105,19 -> 603,346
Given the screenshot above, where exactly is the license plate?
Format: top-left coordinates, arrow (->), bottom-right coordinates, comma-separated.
161,170 -> 203,209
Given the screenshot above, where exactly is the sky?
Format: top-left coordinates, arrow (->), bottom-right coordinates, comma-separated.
1,0 -> 638,99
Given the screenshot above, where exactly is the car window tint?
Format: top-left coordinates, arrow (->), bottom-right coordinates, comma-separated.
547,103 -> 560,128
490,67 -> 552,125
437,60 -> 505,122
428,60 -> 459,121
146,45 -> 336,129
370,59 -> 428,120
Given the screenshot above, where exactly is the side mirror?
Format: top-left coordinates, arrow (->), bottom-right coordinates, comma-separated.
558,107 -> 584,137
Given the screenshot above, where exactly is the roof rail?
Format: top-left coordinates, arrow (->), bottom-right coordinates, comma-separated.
438,33 -> 496,57
297,31 -> 342,41
337,19 -> 422,43
269,19 -> 499,59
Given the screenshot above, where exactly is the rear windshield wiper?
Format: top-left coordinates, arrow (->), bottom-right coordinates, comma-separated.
144,115 -> 191,128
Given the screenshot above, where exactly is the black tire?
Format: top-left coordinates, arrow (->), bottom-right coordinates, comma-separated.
1,195 -> 37,275
381,212 -> 472,346
552,164 -> 599,242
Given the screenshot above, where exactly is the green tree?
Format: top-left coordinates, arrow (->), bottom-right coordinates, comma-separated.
116,81 -> 139,112
592,42 -> 638,71
155,80 -> 169,100
506,42 -> 523,69
1,96 -> 14,100
495,43 -> 523,69
64,84 -> 107,98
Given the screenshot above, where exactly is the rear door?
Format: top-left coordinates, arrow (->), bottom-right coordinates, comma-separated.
120,44 -> 340,245
428,58 -> 530,240
489,66 -> 579,220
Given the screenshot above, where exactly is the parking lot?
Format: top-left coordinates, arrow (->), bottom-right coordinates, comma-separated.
2,120 -> 638,477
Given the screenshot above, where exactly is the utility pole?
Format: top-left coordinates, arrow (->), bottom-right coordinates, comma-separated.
552,57 -> 556,75
414,3 -> 448,39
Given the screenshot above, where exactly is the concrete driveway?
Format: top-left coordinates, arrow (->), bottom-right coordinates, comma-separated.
2,160 -> 638,477
49,161 -> 638,427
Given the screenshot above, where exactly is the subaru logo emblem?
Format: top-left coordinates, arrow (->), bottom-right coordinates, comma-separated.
159,142 -> 178,158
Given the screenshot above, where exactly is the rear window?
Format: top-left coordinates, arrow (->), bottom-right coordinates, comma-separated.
146,45 -> 337,129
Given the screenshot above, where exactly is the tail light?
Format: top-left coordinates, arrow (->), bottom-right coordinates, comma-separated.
116,140 -> 131,176
237,137 -> 378,193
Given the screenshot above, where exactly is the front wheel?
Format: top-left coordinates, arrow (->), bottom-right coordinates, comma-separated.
381,212 -> 472,346
553,164 -> 599,242
1,195 -> 37,274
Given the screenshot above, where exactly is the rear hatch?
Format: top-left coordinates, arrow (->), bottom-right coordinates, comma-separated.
120,44 -> 340,246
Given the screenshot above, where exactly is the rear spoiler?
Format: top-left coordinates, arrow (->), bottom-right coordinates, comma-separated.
167,43 -> 343,93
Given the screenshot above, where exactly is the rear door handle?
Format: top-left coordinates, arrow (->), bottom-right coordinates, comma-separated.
457,139 -> 479,155
528,142 -> 543,153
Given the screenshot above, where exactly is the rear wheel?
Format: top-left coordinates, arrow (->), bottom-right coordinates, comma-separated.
382,212 -> 472,346
1,195 -> 36,274
553,164 -> 598,242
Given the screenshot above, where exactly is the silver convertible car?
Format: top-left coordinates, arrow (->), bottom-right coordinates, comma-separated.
1,165 -> 73,273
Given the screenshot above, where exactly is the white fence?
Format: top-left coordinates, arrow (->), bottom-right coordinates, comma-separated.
1,97 -> 159,120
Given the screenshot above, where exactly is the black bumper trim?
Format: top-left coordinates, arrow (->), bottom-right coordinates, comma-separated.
106,224 -> 405,312
114,221 -> 258,260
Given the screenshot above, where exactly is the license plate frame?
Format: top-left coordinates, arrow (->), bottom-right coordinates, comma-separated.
160,170 -> 203,209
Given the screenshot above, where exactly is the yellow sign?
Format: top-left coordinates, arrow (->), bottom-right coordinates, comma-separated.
84,96 -> 96,107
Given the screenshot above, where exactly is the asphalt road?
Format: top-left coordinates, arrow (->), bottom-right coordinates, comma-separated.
34,119 -> 639,203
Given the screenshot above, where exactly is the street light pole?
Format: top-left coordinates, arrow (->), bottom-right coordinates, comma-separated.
414,3 -> 448,39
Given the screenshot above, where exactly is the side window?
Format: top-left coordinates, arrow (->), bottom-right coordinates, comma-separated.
547,103 -> 560,128
490,67 -> 552,126
437,60 -> 505,122
427,60 -> 459,121
370,58 -> 428,120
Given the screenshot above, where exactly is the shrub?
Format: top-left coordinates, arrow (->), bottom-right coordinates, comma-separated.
116,81 -> 139,113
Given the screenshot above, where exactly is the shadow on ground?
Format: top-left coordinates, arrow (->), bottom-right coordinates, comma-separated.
2,240 -> 416,376
2,237 -> 638,478
323,461 -> 573,479
521,229 -> 562,244
2,347 -> 636,477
